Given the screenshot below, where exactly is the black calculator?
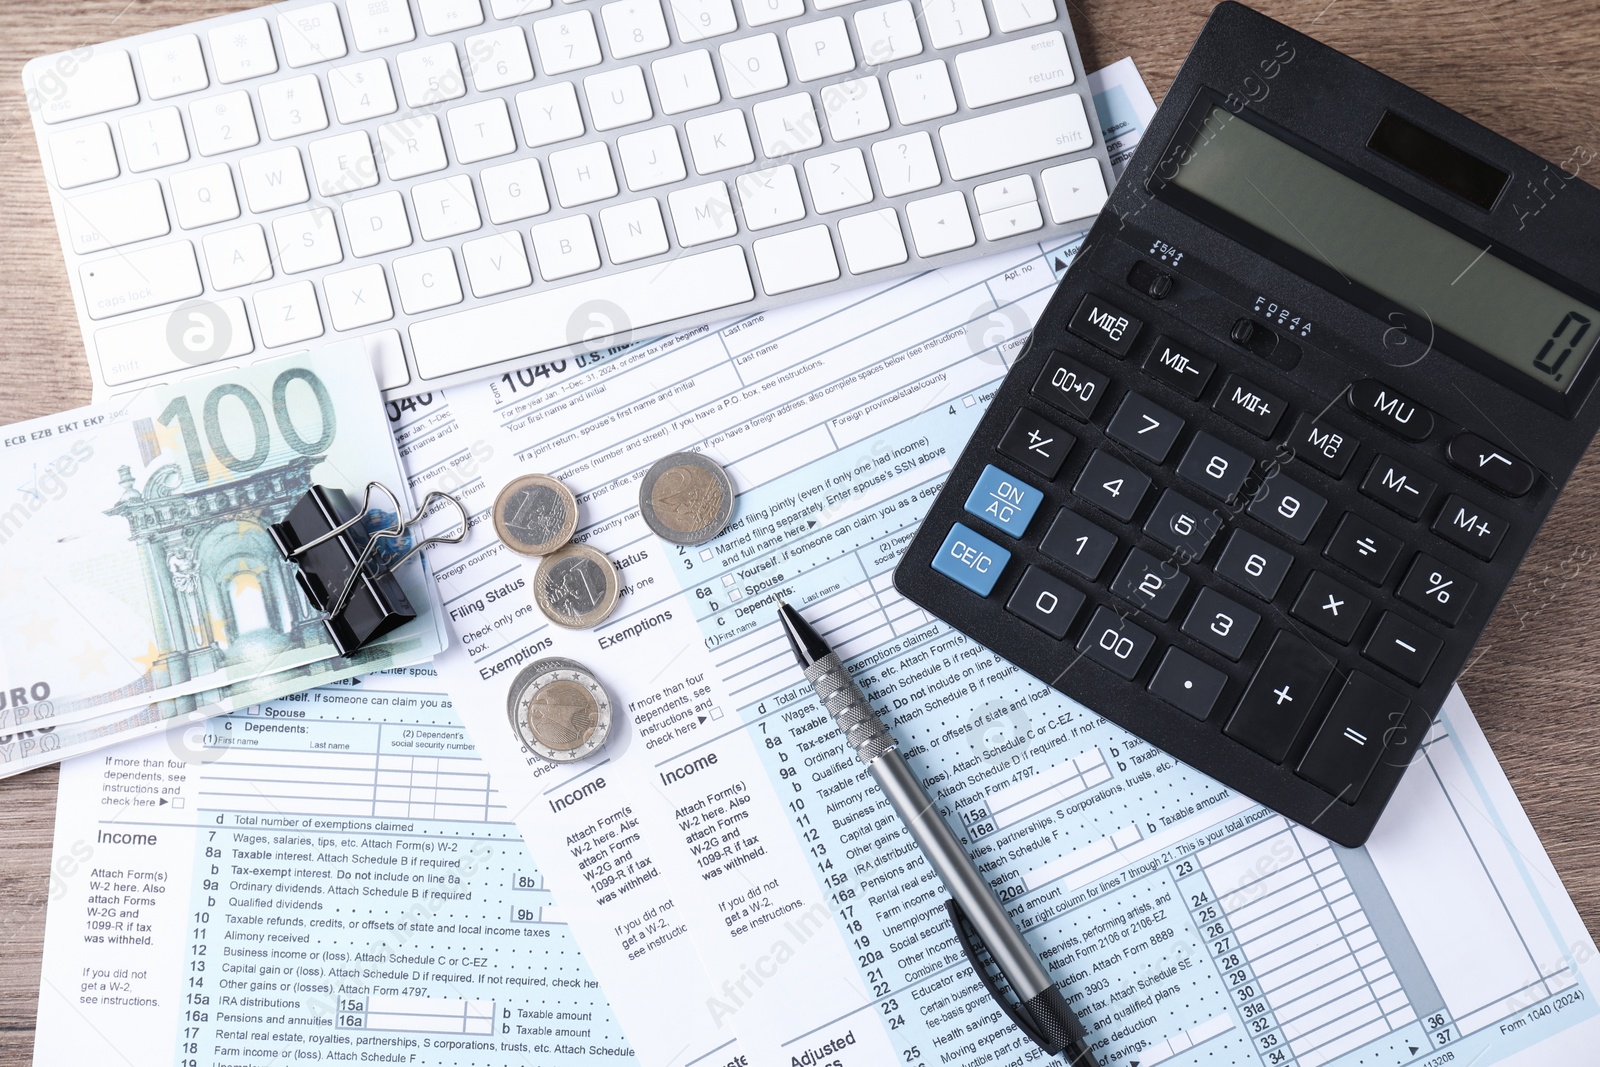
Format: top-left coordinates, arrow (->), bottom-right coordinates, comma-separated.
895,1 -> 1600,846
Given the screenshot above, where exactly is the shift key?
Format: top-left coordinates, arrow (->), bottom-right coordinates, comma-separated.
80,241 -> 203,320
940,95 -> 1093,181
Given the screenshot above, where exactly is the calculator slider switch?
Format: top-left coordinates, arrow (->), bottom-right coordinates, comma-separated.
1067,293 -> 1142,357
1125,261 -> 1172,300
1346,379 -> 1433,441
1446,432 -> 1537,497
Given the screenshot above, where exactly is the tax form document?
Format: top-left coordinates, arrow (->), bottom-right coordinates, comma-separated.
33,668 -> 641,1067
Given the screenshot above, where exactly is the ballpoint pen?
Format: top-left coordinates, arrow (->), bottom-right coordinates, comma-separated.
778,602 -> 1099,1066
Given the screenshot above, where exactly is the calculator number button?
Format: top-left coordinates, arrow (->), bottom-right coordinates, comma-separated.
1213,373 -> 1286,437
1149,648 -> 1228,720
1246,470 -> 1326,543
1359,455 -> 1436,521
1005,565 -> 1086,640
1362,612 -> 1442,685
1431,493 -> 1508,560
1291,571 -> 1370,644
963,464 -> 1044,537
1107,391 -> 1184,462
997,408 -> 1074,479
1068,293 -> 1142,357
1033,350 -> 1109,421
1347,379 -> 1433,441
1073,449 -> 1151,522
1296,672 -> 1409,803
1181,587 -> 1259,661
1076,606 -> 1156,680
1225,631 -> 1334,762
1143,335 -> 1214,398
1111,548 -> 1189,621
1039,508 -> 1117,580
1396,554 -> 1475,626
1144,488 -> 1220,560
1446,432 -> 1536,497
1176,431 -> 1253,501
1289,412 -> 1357,477
1323,513 -> 1403,585
931,523 -> 1011,596
1216,529 -> 1292,600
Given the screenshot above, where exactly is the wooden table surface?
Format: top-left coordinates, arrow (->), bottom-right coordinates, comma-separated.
3,0 -> 1600,1061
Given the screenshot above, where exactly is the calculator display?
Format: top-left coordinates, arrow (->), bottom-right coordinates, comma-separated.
1168,105 -> 1600,392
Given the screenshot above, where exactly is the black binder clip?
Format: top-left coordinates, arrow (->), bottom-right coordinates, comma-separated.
270,482 -> 467,656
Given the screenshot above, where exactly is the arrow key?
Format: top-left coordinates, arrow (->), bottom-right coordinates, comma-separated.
1447,431 -> 1537,496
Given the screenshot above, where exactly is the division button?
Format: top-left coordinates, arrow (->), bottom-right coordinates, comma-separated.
997,408 -> 1075,479
1396,554 -> 1475,626
1224,631 -> 1335,762
1323,512 -> 1403,585
1446,432 -> 1537,497
1296,671 -> 1410,803
1075,606 -> 1156,680
1213,373 -> 1287,437
1362,611 -> 1442,685
1033,349 -> 1109,421
1110,547 -> 1189,621
1291,571 -> 1370,645
1107,390 -> 1184,462
1347,378 -> 1434,441
1149,648 -> 1228,720
1039,508 -> 1118,580
931,522 -> 1011,596
1288,412 -> 1358,478
1431,493 -> 1508,560
1216,529 -> 1293,600
1359,454 -> 1437,521
963,463 -> 1044,537
1005,565 -> 1086,639
1143,335 -> 1215,398
1067,292 -> 1142,357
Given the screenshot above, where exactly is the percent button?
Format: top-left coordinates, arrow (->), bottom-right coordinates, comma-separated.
1397,554 -> 1476,626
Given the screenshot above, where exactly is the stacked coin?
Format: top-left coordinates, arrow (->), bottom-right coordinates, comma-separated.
494,472 -> 622,629
640,452 -> 736,546
506,657 -> 614,763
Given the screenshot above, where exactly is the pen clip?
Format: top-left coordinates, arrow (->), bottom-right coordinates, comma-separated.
944,898 -> 1064,1057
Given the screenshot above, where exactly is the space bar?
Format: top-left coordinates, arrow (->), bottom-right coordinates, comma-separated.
409,247 -> 756,380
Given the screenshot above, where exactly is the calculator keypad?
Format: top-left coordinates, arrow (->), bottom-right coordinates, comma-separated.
1074,450 -> 1150,521
1107,392 -> 1184,461
1361,454 -> 1436,519
997,409 -> 1074,479
1034,350 -> 1108,420
1292,571 -> 1370,644
1176,432 -> 1252,500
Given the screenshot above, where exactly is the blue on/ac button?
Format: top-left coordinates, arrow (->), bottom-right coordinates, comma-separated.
964,464 -> 1044,537
932,523 -> 1012,596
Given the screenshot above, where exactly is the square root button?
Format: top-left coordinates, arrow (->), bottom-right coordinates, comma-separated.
964,464 -> 1044,537
932,523 -> 1012,597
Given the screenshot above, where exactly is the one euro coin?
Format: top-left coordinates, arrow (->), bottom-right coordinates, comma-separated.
494,473 -> 578,556
534,542 -> 621,629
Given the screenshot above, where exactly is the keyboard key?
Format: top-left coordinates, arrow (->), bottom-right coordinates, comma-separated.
380,114 -> 449,179
329,59 -> 398,123
395,246 -> 465,313
618,126 -> 687,190
1144,489 -> 1220,560
1032,350 -> 1107,421
324,262 -> 396,329
481,158 -> 550,223
1291,570 -> 1369,644
120,107 -> 190,172
1397,554 -> 1475,626
534,11 -> 604,74
1006,566 -> 1084,639
309,131 -> 377,195
955,30 -> 1070,108
1431,494 -> 1508,559
1019,507 -> 1104,583
720,33 -> 789,98
140,36 -> 208,101
754,94 -> 822,157
997,409 -> 1073,479
493,0 -> 553,13
1216,529 -> 1292,600
788,18 -> 856,81
837,208 -> 908,274
888,60 -> 957,124
1348,379 -> 1433,441
395,45 -> 465,108
1360,455 -> 1436,520
964,464 -> 1043,537
687,110 -> 755,173
273,207 -> 343,274
80,241 -> 202,320
209,19 -> 277,84
1110,548 -> 1187,620
1324,512 -> 1402,584
190,92 -> 260,156
822,77 -> 891,141
1182,587 -> 1259,661
872,132 -> 940,197
467,27 -> 535,91
991,0 -> 1056,32
599,198 -> 670,263
670,0 -> 738,40
653,50 -> 722,114
1214,373 -> 1286,437
805,148 -> 873,213
906,191 -> 975,256
931,523 -> 1010,596
64,180 -> 170,254
258,75 -> 330,140
531,214 -> 601,279
409,246 -> 755,379
737,165 -> 806,230
919,0 -> 988,47
940,95 -> 1090,181
1362,612 -> 1442,685
741,0 -> 804,26
462,231 -> 534,296
279,4 -> 349,67
1149,648 -> 1228,720
412,175 -> 481,240
585,65 -> 654,130
1074,450 -> 1150,523
1107,392 -> 1183,462
170,164 -> 240,228
1289,412 -> 1357,477
978,200 -> 1043,240
1296,672 -> 1409,802
1176,432 -> 1252,501
448,98 -> 518,164
1224,632 -> 1335,761
753,225 -> 840,295
1446,432 -> 1537,497
30,48 -> 138,124
347,0 -> 417,51
603,0 -> 672,57
1143,335 -> 1214,399
549,141 -> 619,206
517,83 -> 586,147
94,298 -> 253,386
344,190 -> 413,257
1076,607 -> 1155,680
240,147 -> 310,212
1246,470 -> 1326,543
202,223 -> 272,289
668,180 -> 737,245
254,279 -> 325,347
973,175 -> 1034,214
1040,158 -> 1108,224
420,0 -> 486,34
855,1 -> 923,63
1068,293 -> 1141,357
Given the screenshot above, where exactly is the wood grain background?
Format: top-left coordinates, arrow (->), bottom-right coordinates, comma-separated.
2,0 -> 1599,1062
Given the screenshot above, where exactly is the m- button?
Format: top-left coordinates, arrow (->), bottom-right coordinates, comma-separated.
1068,293 -> 1142,357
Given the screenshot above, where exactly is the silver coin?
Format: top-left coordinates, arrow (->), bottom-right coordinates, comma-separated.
494,473 -> 578,555
506,657 -> 613,763
639,452 -> 735,545
534,543 -> 621,628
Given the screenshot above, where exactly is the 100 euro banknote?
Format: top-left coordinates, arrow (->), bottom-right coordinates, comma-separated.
0,347 -> 444,734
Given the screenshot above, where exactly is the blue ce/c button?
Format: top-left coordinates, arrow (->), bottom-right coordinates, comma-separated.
964,464 -> 1044,537
932,523 -> 1012,596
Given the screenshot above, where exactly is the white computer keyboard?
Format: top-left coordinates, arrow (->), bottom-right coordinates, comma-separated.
24,0 -> 1110,399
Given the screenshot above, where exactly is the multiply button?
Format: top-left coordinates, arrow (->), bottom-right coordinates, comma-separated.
1447,432 -> 1536,497
931,522 -> 1011,596
1431,493 -> 1507,560
1296,672 -> 1409,803
1291,571 -> 1370,644
1033,349 -> 1109,421
1224,631 -> 1335,762
964,464 -> 1043,537
997,408 -> 1074,479
1067,293 -> 1142,357
1347,379 -> 1433,441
